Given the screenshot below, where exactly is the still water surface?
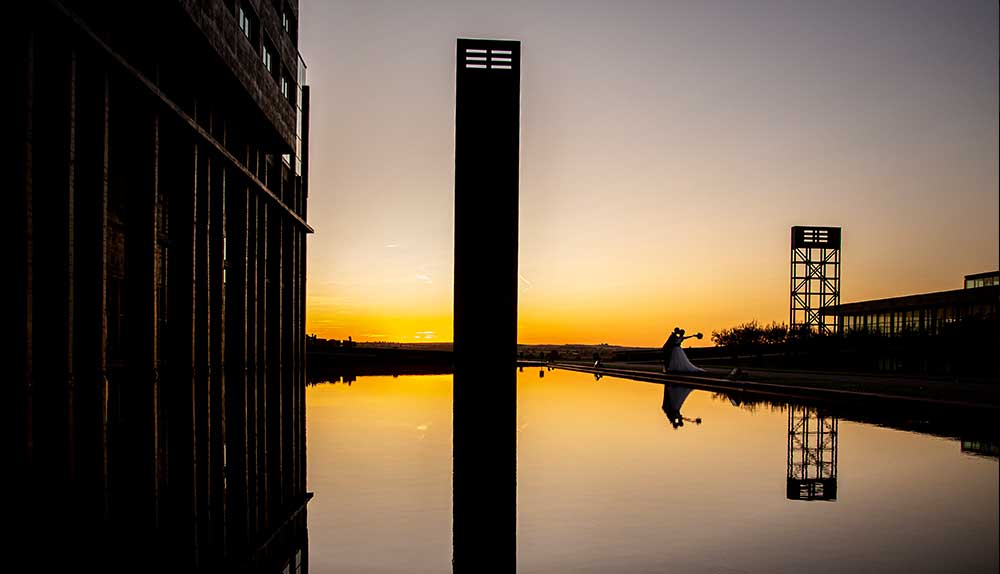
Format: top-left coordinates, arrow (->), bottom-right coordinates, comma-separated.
306,369 -> 998,573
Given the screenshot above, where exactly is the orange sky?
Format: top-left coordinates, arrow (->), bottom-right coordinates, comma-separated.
301,1 -> 998,346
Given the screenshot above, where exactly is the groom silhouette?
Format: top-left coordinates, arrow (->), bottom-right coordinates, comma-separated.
662,327 -> 681,372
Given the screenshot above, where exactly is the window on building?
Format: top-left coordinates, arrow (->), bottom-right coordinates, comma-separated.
239,6 -> 252,40
223,237 -> 228,285
262,41 -> 273,74
282,3 -> 298,45
282,71 -> 297,106
239,3 -> 259,47
263,36 -> 280,82
965,273 -> 1000,289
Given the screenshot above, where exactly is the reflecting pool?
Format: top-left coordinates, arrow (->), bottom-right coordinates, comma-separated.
306,369 -> 998,573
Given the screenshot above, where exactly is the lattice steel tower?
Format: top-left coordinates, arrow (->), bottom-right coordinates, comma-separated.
790,226 -> 842,334
786,406 -> 838,501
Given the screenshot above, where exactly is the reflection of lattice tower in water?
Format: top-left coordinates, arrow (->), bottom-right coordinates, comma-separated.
786,405 -> 838,501
790,226 -> 842,334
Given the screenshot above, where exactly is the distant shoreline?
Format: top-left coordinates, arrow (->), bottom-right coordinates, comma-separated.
306,340 -> 999,406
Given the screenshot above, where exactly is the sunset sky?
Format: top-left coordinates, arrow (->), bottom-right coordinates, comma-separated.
300,0 -> 998,346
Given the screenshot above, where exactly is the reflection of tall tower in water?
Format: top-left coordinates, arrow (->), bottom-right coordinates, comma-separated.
786,405 -> 839,501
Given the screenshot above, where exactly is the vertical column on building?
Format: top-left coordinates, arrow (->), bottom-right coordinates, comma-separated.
12,25 -> 35,533
64,35 -> 110,534
193,124 -> 212,562
280,213 -> 292,511
208,125 -> 228,561
29,18 -> 76,518
298,85 -> 311,501
158,113 -> 199,568
226,177 -> 251,561
298,230 -> 309,496
247,193 -> 260,544
97,66 -> 112,526
267,201 -> 283,524
257,201 -> 270,532
66,47 -> 79,490
104,62 -> 163,552
290,225 -> 301,501
282,209 -> 295,507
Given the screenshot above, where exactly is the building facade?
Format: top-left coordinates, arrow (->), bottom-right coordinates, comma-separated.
820,273 -> 998,337
964,270 -> 1000,290
10,1 -> 310,571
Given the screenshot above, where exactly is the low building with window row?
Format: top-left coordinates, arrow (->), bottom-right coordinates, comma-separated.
820,272 -> 999,336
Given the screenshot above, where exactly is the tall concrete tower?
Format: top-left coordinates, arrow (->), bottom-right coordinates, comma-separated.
453,37 -> 520,570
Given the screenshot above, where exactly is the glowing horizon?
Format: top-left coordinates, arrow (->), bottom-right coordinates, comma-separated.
301,1 -> 998,347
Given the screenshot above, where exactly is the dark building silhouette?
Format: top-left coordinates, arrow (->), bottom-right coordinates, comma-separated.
821,272 -> 999,336
790,226 -> 842,334
822,284 -> 999,336
816,271 -> 999,375
963,270 -> 1000,290
453,37 -> 520,571
10,1 -> 311,571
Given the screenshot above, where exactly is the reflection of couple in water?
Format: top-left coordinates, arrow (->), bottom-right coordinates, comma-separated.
661,327 -> 704,373
661,385 -> 702,429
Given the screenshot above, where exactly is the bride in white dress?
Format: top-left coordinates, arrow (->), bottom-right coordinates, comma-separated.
662,328 -> 705,373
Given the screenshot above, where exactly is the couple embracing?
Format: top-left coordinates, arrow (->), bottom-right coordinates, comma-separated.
661,327 -> 704,373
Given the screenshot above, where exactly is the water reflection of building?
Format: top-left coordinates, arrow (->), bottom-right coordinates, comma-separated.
787,406 -> 838,501
13,1 -> 310,571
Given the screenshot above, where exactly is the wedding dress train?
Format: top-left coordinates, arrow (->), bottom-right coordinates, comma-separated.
667,346 -> 704,373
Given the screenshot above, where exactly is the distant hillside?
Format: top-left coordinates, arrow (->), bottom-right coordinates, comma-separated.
309,337 -> 648,352
306,335 -> 721,361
